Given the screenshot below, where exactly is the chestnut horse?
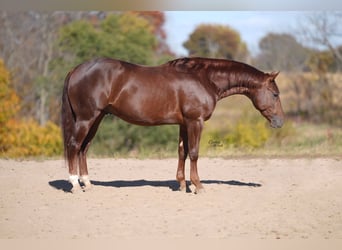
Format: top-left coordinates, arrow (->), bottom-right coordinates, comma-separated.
61,57 -> 284,193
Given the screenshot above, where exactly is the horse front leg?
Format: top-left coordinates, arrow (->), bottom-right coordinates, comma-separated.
176,125 -> 188,192
186,119 -> 204,194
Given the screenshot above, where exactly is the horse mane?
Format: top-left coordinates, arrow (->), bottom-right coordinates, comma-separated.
167,57 -> 266,90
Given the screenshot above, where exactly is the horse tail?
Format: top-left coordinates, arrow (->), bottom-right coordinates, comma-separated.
61,70 -> 76,162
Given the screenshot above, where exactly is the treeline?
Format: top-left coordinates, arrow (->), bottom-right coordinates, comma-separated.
0,11 -> 341,157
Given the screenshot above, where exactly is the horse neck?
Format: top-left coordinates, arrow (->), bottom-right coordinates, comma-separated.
212,68 -> 261,100
219,83 -> 251,99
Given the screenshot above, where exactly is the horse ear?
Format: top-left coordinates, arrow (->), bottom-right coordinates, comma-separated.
269,71 -> 280,80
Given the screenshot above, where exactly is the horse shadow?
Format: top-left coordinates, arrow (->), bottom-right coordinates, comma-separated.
48,179 -> 261,193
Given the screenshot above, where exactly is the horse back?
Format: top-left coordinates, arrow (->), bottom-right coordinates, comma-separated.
65,58 -> 216,124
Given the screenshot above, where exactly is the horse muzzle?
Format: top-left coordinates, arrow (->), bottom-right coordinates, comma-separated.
270,116 -> 284,128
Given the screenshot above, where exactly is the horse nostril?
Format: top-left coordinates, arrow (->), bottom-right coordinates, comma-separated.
271,116 -> 284,128
277,120 -> 284,128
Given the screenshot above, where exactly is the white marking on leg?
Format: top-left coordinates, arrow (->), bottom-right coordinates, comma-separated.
80,175 -> 90,185
80,175 -> 92,190
179,141 -> 183,147
69,175 -> 79,186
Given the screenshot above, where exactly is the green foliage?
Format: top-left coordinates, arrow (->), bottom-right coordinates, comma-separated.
56,12 -> 157,66
101,13 -> 157,64
51,12 -> 158,99
183,24 -> 248,60
59,20 -> 103,64
89,116 -> 178,157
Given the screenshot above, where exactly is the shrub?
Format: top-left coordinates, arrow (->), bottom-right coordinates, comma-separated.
1,119 -> 62,158
225,114 -> 271,148
0,59 -> 20,154
202,110 -> 295,151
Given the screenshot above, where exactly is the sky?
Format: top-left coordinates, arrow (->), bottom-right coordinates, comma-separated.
164,11 -> 304,56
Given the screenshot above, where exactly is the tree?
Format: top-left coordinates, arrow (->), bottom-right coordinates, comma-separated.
0,58 -> 63,157
256,33 -> 311,72
0,11 -> 83,125
132,11 -> 174,60
0,59 -> 20,126
101,12 -> 157,64
56,12 -> 157,67
183,24 -> 248,61
0,59 -> 20,152
297,12 -> 342,71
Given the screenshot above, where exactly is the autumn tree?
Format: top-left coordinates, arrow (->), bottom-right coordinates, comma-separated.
0,59 -> 20,153
255,33 -> 312,72
297,12 -> 342,71
0,58 -> 62,157
132,11 -> 174,61
183,24 -> 248,61
0,11 -> 90,124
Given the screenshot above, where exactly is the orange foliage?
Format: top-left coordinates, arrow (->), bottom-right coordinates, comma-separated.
1,119 -> 62,157
0,59 -> 20,153
0,59 -> 62,157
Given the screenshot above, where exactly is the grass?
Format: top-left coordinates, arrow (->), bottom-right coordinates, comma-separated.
201,122 -> 342,158
198,94 -> 342,158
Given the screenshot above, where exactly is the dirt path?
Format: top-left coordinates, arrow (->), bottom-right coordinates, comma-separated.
0,157 -> 341,239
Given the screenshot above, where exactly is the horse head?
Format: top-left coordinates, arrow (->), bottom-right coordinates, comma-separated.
250,72 -> 284,128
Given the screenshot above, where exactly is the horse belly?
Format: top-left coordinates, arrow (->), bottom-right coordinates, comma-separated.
108,90 -> 182,125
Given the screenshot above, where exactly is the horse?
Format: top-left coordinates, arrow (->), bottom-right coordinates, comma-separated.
61,57 -> 284,193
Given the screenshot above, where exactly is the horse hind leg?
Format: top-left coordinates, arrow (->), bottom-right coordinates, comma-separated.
78,112 -> 105,191
65,120 -> 94,193
66,137 -> 82,193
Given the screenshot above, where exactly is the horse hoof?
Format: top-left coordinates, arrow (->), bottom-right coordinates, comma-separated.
82,184 -> 92,192
70,185 -> 82,194
194,187 -> 205,194
179,185 -> 187,192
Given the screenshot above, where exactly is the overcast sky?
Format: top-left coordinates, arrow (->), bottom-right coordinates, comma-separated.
164,11 -> 303,56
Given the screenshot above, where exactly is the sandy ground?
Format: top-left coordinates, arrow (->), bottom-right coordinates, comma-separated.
0,157 -> 341,239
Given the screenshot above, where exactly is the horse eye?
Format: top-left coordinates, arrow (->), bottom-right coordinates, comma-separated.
273,93 -> 279,98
